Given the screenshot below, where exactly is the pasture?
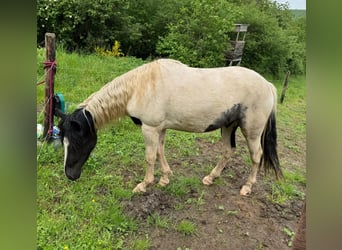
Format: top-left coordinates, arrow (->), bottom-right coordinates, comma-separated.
37,49 -> 306,249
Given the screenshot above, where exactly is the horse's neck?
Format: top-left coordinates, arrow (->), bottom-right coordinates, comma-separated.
79,75 -> 135,129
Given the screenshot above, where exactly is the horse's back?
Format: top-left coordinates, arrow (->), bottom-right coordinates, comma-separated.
156,60 -> 275,107
156,59 -> 272,91
128,59 -> 276,132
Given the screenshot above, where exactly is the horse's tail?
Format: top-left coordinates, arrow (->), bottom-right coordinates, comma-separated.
260,87 -> 283,179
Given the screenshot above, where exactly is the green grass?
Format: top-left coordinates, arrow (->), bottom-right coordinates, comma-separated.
127,234 -> 152,250
267,169 -> 306,204
147,212 -> 170,229
37,48 -> 306,248
162,176 -> 202,197
175,220 -> 197,236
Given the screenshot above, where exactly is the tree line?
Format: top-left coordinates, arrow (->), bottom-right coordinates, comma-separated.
37,0 -> 306,77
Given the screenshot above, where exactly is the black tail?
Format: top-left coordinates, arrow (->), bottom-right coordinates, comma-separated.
260,111 -> 283,179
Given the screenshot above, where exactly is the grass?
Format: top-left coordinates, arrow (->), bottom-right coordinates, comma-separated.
162,176 -> 202,197
37,48 -> 306,248
267,169 -> 306,204
283,226 -> 295,247
175,220 -> 197,236
147,213 -> 170,229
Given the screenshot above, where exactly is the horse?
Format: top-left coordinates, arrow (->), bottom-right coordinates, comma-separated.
56,58 -> 282,196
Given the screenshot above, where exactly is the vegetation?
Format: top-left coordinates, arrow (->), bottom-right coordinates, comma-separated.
37,49 -> 305,248
175,220 -> 197,236
156,0 -> 239,67
37,0 -> 305,77
291,10 -> 306,19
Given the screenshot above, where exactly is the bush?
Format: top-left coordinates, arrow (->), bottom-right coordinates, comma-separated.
94,41 -> 124,57
37,0 -> 135,53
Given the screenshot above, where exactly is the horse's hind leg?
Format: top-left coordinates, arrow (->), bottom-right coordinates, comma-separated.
202,126 -> 235,185
240,133 -> 263,196
133,124 -> 159,193
158,129 -> 173,186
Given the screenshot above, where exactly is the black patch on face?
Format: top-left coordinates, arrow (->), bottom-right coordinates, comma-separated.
58,108 -> 97,180
204,103 -> 247,132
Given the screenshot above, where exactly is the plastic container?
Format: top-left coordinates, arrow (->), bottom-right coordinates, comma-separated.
37,124 -> 44,139
52,126 -> 60,139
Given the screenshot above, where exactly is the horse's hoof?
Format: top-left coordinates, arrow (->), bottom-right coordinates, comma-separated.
202,175 -> 213,186
240,185 -> 251,196
132,183 -> 146,193
159,176 -> 170,186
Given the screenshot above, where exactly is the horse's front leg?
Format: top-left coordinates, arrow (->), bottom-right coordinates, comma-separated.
133,124 -> 159,193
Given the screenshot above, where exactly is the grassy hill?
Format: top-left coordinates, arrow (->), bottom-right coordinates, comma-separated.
291,9 -> 306,18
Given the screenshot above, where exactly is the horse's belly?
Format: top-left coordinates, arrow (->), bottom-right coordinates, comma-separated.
164,107 -> 224,133
164,118 -> 210,133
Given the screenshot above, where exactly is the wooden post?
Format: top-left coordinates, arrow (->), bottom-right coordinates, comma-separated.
43,33 -> 56,141
280,71 -> 290,104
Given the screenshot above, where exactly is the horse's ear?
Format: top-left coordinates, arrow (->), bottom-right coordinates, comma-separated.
55,108 -> 66,119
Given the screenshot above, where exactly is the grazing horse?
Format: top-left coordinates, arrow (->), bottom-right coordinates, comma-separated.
56,59 -> 282,195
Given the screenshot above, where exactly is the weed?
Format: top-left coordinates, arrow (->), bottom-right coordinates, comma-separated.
226,210 -> 238,216
163,176 -> 201,197
266,167 -> 306,204
284,169 -> 306,186
216,204 -> 225,211
185,190 -> 206,206
175,220 -> 197,236
258,241 -> 265,250
174,204 -> 184,211
147,213 -> 170,229
129,234 -> 152,250
267,180 -> 305,204
95,41 -> 125,57
283,227 -> 295,247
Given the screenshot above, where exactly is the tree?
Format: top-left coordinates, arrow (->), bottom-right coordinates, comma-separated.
234,0 -> 306,76
37,0 -> 134,52
156,0 -> 241,67
37,0 -> 306,76
123,0 -> 184,59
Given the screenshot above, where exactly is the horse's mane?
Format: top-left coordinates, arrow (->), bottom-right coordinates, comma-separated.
78,60 -> 160,129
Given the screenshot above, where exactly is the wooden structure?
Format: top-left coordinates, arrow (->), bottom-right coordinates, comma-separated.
43,33 -> 56,141
280,71 -> 291,104
225,24 -> 249,66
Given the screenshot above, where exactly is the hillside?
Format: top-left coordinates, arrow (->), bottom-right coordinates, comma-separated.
291,9 -> 306,18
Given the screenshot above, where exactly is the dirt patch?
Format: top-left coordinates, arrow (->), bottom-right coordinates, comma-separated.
123,134 -> 305,250
124,189 -> 178,220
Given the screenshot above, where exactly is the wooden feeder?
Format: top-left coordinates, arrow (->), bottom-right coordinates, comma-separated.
225,24 -> 249,66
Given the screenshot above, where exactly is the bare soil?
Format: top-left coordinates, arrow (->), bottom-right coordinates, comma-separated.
123,133 -> 306,250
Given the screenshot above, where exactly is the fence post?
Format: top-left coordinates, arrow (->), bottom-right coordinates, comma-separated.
280,71 -> 290,104
43,33 -> 56,141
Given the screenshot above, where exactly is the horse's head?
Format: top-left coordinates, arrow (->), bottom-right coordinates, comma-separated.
56,108 -> 97,181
